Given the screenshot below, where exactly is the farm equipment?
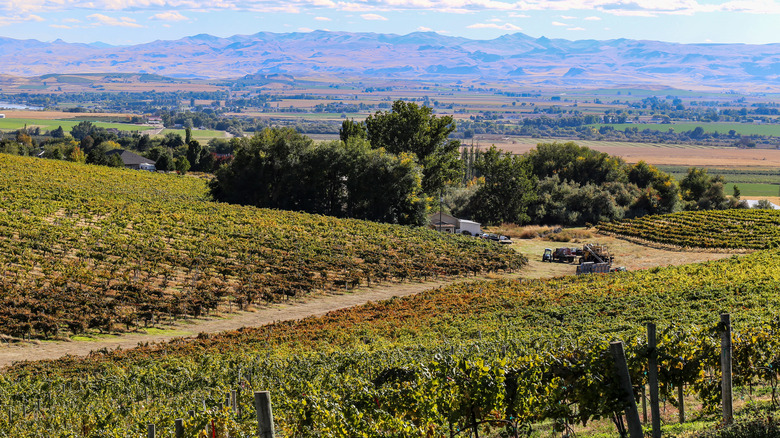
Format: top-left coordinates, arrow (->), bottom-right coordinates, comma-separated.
542,247 -> 581,263
578,243 -> 613,265
542,243 -> 624,274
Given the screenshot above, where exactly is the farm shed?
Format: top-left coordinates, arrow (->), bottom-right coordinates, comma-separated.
429,212 -> 482,236
105,149 -> 157,171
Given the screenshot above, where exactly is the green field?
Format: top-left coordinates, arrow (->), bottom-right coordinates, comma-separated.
653,165 -> 780,197
727,182 -> 780,197
0,117 -> 153,133
590,122 -> 780,136
159,128 -> 227,140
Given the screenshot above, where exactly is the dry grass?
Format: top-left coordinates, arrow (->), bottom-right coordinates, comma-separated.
486,223 -> 556,239
545,228 -> 594,243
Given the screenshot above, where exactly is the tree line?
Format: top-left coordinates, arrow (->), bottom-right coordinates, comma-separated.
1,100 -> 751,228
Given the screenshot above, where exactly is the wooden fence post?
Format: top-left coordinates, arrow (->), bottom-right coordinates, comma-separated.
147,424 -> 155,438
678,384 -> 685,423
721,313 -> 733,424
254,391 -> 275,438
610,341 -> 643,438
647,322 -> 661,438
175,418 -> 184,438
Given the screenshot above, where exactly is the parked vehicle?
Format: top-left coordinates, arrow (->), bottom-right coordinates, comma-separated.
483,233 -> 512,244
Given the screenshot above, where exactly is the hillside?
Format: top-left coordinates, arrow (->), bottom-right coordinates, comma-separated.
4,235 -> 780,435
0,31 -> 778,90
597,209 -> 780,249
0,154 -> 522,340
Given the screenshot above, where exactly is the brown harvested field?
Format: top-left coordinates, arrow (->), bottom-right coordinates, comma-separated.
473,135 -> 780,167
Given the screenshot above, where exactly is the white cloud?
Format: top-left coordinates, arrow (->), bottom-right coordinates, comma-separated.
149,11 -> 188,21
298,26 -> 314,31
50,24 -> 72,28
314,16 -> 331,20
0,13 -> 46,26
568,26 -> 585,30
361,13 -> 388,20
87,13 -> 143,27
467,22 -> 521,30
63,18 -> 81,23
560,14 -> 576,19
584,15 -> 601,20
551,21 -> 567,26
417,26 -> 432,31
3,0 -> 777,20
719,0 -> 780,14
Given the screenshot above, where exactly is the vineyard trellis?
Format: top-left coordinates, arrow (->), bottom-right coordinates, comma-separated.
0,154 -> 523,339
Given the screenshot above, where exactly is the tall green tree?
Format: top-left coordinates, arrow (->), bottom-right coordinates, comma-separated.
339,119 -> 366,143
680,167 -> 728,210
364,100 -> 461,194
627,160 -> 679,215
186,140 -> 202,171
465,146 -> 536,225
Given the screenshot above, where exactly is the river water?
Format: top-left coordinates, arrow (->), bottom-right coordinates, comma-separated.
0,102 -> 43,110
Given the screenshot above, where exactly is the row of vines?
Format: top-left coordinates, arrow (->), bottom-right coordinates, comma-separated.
4,247 -> 780,436
597,209 -> 780,250
0,154 -> 524,339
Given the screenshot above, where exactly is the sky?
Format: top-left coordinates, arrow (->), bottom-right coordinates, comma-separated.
0,0 -> 778,46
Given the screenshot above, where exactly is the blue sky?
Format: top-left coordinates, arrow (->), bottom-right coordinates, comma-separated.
0,0 -> 778,45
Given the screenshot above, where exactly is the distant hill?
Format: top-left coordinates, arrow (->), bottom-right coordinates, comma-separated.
0,31 -> 778,90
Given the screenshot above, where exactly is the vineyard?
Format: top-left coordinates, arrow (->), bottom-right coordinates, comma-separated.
0,154 -> 523,340
3,246 -> 780,436
597,208 -> 780,250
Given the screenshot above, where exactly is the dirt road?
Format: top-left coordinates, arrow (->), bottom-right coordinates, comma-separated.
0,276 -> 494,369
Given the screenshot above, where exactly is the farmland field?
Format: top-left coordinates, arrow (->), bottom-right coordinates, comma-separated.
0,117 -> 153,133
598,209 -> 780,249
2,235 -> 780,436
588,122 -> 780,136
478,136 -> 780,167
0,154 -> 522,341
1,157 -> 780,436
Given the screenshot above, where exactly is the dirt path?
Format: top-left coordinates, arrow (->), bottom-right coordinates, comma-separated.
0,275 -> 504,369
0,234 -> 738,369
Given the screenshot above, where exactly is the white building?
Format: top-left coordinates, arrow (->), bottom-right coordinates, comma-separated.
744,199 -> 780,210
429,212 -> 482,236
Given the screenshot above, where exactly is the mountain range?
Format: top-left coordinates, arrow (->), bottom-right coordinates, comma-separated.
1,31 -> 778,90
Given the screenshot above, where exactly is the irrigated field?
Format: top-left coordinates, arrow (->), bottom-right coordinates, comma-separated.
0,117 -> 153,133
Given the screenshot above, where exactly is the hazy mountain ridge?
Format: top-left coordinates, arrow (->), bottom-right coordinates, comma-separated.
0,31 -> 778,89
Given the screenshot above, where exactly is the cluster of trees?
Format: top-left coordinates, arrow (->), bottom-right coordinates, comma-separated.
449,142 -> 742,227
0,121 -> 232,175
211,129 -> 427,225
453,119 -> 778,148
211,101 -> 460,225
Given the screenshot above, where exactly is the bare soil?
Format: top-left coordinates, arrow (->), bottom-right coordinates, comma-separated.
0,234 -> 739,369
